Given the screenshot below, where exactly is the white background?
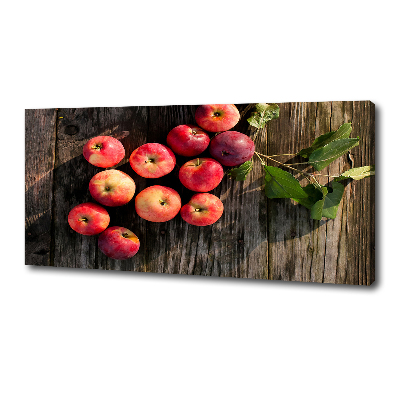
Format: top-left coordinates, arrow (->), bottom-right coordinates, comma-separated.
1,1 -> 398,399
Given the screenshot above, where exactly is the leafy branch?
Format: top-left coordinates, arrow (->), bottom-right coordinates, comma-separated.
227,161 -> 253,181
247,103 -> 280,129
228,103 -> 375,220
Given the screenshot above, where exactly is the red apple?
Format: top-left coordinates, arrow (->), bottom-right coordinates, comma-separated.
83,135 -> 125,168
129,143 -> 176,178
135,185 -> 181,222
98,226 -> 140,260
89,169 -> 136,207
209,131 -> 255,166
68,202 -> 110,235
180,193 -> 224,226
195,104 -> 240,132
179,157 -> 224,192
166,124 -> 210,157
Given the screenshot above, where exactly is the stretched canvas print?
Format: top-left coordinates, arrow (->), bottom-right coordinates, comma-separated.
25,102 -> 375,285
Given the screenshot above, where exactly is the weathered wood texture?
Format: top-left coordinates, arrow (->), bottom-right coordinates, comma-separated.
266,102 -> 375,284
25,102 -> 375,284
25,109 -> 56,266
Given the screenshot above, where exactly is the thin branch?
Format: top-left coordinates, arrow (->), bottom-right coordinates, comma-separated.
254,152 -> 266,165
311,175 -> 323,189
255,152 -> 340,178
283,161 -> 310,165
304,174 -> 313,185
255,152 -> 310,176
267,153 -> 297,157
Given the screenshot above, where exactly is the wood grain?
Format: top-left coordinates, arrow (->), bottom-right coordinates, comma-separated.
25,109 -> 57,266
25,102 -> 375,284
265,101 -> 375,284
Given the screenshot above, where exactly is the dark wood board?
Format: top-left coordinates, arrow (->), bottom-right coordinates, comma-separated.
25,102 -> 375,284
25,109 -> 57,266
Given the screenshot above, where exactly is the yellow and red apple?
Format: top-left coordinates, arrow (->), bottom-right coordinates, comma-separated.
89,169 -> 136,207
135,185 -> 181,222
180,193 -> 224,226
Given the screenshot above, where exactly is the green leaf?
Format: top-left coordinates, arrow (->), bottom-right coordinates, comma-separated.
310,182 -> 345,220
322,182 -> 345,219
292,184 -> 324,210
264,166 -> 307,199
310,187 -> 328,220
247,103 -> 280,129
322,182 -> 345,218
308,137 -> 359,171
227,160 -> 253,181
334,165 -> 375,181
298,123 -> 352,158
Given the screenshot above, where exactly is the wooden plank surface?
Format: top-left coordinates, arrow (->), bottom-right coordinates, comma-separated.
25,102 -> 375,284
25,109 -> 57,266
266,102 -> 375,284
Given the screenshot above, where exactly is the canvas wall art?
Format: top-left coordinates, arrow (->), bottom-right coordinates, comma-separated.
25,102 -> 375,284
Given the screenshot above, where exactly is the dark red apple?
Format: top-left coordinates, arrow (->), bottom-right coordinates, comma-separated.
209,131 -> 255,166
180,193 -> 224,226
166,124 -> 210,157
179,158 -> 224,192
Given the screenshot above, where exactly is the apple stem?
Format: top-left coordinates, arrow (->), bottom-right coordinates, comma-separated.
196,158 -> 201,166
78,217 -> 88,222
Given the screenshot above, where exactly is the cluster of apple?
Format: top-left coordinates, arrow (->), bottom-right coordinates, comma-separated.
68,104 -> 255,260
